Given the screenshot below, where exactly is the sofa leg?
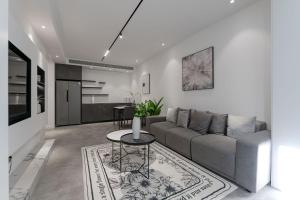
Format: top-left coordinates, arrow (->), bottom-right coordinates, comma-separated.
245,189 -> 252,193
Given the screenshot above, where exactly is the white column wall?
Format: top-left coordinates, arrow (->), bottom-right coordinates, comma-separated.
0,0 -> 9,198
271,0 -> 300,195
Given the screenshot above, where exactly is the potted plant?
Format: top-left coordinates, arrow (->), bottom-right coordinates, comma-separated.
146,97 -> 164,116
133,102 -> 147,139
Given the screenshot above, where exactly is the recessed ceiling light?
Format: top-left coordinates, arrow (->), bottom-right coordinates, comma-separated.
126,71 -> 129,73
55,55 -> 59,58
162,43 -> 166,47
119,33 -> 123,39
28,34 -> 34,42
230,0 -> 235,4
41,25 -> 46,29
136,59 -> 139,63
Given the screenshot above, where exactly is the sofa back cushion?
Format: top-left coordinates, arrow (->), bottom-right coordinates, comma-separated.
227,115 -> 256,137
189,110 -> 213,134
255,121 -> 267,132
166,107 -> 178,123
176,110 -> 190,128
207,112 -> 228,135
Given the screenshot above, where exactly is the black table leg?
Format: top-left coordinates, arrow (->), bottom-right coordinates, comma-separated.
148,144 -> 150,178
111,142 -> 114,162
113,109 -> 115,125
120,142 -> 122,172
118,110 -> 121,130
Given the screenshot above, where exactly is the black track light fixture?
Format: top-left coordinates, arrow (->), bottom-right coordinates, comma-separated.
101,0 -> 144,61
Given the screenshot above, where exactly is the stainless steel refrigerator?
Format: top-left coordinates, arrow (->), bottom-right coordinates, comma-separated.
56,80 -> 81,126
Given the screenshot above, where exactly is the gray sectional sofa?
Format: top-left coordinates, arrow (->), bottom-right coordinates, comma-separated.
145,110 -> 271,193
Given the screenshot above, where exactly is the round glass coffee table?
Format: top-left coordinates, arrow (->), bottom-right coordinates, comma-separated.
120,133 -> 156,179
106,129 -> 147,163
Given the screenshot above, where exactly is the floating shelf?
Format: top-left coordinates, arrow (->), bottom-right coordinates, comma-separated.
16,75 -> 26,78
9,82 -> 26,86
82,86 -> 103,89
82,80 -> 96,83
98,81 -> 106,84
9,92 -> 27,95
82,94 -> 109,96
38,81 -> 45,86
38,86 -> 45,91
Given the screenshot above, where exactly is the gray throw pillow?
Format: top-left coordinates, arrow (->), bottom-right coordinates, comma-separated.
227,115 -> 256,138
207,112 -> 228,135
176,110 -> 190,128
189,110 -> 213,134
166,108 -> 178,123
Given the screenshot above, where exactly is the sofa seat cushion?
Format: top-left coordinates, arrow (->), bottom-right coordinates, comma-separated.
165,127 -> 200,158
191,134 -> 237,178
150,121 -> 177,144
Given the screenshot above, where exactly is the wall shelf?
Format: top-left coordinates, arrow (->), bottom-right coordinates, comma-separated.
82,80 -> 96,83
38,81 -> 45,86
16,75 -> 26,78
82,86 -> 103,89
98,81 -> 106,84
82,94 -> 109,96
9,82 -> 26,86
37,66 -> 45,113
9,92 -> 27,95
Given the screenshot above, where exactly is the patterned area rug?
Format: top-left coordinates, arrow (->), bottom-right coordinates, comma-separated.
82,142 -> 237,200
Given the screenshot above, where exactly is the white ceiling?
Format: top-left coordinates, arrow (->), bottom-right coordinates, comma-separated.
13,0 -> 260,66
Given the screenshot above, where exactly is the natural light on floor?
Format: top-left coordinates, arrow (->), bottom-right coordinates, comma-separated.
276,145 -> 300,198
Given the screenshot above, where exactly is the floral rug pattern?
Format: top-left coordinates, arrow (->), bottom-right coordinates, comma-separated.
82,142 -> 237,200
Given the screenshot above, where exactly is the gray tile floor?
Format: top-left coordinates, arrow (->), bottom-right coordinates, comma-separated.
31,122 -> 283,200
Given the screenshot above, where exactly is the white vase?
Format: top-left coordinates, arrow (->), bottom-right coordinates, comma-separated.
132,117 -> 141,139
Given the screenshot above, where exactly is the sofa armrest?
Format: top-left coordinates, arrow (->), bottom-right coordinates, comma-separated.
235,130 -> 271,192
145,116 -> 166,131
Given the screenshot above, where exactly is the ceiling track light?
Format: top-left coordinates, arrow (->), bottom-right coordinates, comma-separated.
104,50 -> 110,57
101,0 -> 144,61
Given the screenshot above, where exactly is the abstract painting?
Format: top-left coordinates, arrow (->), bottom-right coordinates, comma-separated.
141,73 -> 150,94
182,47 -> 214,91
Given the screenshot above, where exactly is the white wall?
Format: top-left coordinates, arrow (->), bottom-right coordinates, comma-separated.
8,13 -> 54,172
271,0 -> 300,195
46,61 -> 55,128
132,0 -> 271,125
0,0 -> 9,198
82,68 -> 132,103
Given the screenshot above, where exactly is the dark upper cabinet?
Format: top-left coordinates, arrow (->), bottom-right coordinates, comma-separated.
55,64 -> 82,81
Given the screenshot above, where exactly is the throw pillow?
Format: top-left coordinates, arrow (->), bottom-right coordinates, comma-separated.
176,110 -> 190,128
166,107 -> 178,123
227,115 -> 256,138
189,110 -> 213,134
207,112 -> 228,135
